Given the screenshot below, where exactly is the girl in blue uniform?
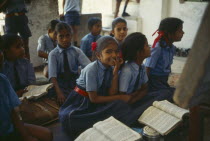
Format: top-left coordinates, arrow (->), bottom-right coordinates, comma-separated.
48,22 -> 90,105
119,32 -> 173,107
59,36 -> 150,139
0,34 -> 35,97
145,17 -> 184,92
80,17 -> 102,60
0,43 -> 52,141
111,17 -> 128,49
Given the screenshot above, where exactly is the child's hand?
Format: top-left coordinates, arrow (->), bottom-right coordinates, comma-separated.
113,57 -> 123,75
57,91 -> 66,106
120,95 -> 132,103
16,89 -> 28,97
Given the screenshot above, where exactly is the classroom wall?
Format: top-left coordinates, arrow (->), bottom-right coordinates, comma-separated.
139,0 -> 208,48
27,0 -> 59,67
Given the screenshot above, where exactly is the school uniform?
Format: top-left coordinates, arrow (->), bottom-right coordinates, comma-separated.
1,58 -> 36,91
145,41 -> 176,92
4,0 -> 31,39
48,45 -> 90,95
119,61 -> 173,106
64,0 -> 80,25
37,34 -> 57,64
80,33 -> 101,58
119,62 -> 148,94
0,73 -> 21,139
59,60 -> 154,139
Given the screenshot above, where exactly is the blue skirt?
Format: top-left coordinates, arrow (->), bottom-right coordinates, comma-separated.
59,88 -> 173,139
148,74 -> 175,93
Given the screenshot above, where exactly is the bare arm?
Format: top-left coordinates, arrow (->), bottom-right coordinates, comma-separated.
146,67 -> 150,76
119,84 -> 148,104
109,58 -> 123,95
129,84 -> 148,104
88,91 -> 131,104
60,0 -> 65,17
11,109 -> 38,141
50,77 -> 66,105
38,51 -> 48,59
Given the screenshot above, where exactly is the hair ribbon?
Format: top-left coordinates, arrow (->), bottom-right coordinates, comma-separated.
91,42 -> 97,51
152,30 -> 169,48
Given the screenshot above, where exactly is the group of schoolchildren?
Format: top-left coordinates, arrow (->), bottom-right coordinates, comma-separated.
0,16 -> 184,140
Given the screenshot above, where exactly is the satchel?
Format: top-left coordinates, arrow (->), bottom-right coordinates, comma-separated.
19,97 -> 59,126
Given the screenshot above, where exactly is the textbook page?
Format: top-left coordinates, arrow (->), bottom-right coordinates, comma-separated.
94,116 -> 142,141
20,83 -> 53,100
75,128 -> 110,141
153,100 -> 189,119
138,106 -> 180,135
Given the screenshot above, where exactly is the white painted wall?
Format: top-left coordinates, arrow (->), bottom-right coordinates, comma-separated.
139,0 -> 208,48
167,0 -> 208,48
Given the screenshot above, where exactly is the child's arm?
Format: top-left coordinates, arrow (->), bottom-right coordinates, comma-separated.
109,58 -> 123,95
146,67 -> 151,76
50,77 -> 66,105
38,50 -> 48,59
88,91 -> 131,104
119,84 -> 148,104
11,108 -> 39,141
129,84 -> 148,104
59,0 -> 65,17
77,48 -> 91,68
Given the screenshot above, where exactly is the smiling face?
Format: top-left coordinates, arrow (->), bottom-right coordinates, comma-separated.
91,21 -> 102,36
56,29 -> 72,49
97,42 -> 119,67
112,22 -> 128,43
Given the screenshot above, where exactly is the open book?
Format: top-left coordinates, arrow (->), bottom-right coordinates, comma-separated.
138,100 -> 189,136
75,116 -> 143,141
20,83 -> 53,100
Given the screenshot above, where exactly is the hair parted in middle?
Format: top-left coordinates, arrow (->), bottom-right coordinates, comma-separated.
55,22 -> 72,34
92,36 -> 118,61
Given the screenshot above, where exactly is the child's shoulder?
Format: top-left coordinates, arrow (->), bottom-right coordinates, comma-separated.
81,33 -> 91,41
121,62 -> 133,73
17,58 -> 31,65
83,61 -> 98,72
38,34 -> 49,40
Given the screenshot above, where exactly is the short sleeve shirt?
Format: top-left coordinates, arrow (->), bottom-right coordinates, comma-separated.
119,62 -> 148,94
76,60 -> 113,92
37,34 -> 56,64
48,45 -> 91,80
0,74 -> 21,136
145,41 -> 175,76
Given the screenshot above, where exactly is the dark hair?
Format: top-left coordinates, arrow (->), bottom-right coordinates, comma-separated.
0,34 -> 21,50
47,19 -> 60,31
112,17 -> 127,30
121,32 -> 147,61
158,17 -> 183,47
158,17 -> 183,34
92,36 -> 118,61
55,22 -> 72,34
110,17 -> 127,37
88,17 -> 101,31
